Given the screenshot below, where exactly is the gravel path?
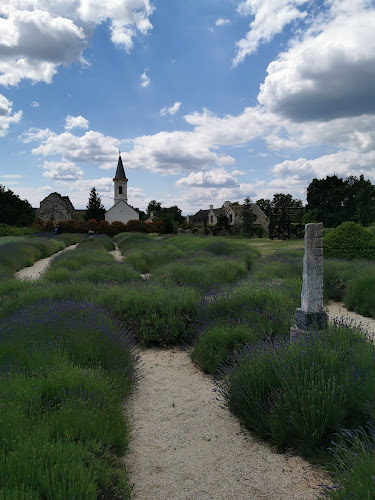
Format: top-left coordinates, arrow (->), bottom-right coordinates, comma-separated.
14,244 -> 78,280
124,349 -> 325,500
326,301 -> 375,342
110,243 -> 124,262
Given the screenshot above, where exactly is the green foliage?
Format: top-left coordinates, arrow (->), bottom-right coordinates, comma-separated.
345,269 -> 375,317
0,223 -> 36,236
241,197 -> 256,237
324,222 -> 375,259
191,324 -> 258,374
0,185 -> 35,227
219,325 -> 375,459
323,427 -> 375,499
0,300 -> 136,498
307,174 -> 375,227
85,187 -> 106,223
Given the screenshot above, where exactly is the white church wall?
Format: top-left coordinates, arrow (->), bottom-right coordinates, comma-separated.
105,201 -> 139,224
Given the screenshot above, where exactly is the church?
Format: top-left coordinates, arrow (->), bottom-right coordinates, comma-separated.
105,153 -> 139,224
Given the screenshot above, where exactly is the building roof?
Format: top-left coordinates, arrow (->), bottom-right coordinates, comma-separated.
114,154 -> 127,180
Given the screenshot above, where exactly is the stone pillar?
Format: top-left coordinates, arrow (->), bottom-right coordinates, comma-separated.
291,223 -> 328,339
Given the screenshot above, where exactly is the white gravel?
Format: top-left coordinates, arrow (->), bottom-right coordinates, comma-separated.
124,348 -> 325,500
14,244 -> 78,280
326,301 -> 375,342
110,243 -> 124,262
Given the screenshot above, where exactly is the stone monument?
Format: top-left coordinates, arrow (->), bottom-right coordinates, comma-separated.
291,222 -> 328,339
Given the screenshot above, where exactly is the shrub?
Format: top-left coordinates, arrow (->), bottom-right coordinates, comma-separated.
324,222 -> 375,259
125,220 -> 148,233
322,426 -> 375,499
57,220 -> 78,233
86,218 -> 98,232
191,324 -> 259,374
98,220 -> 110,235
344,268 -> 375,317
0,223 -> 36,237
218,324 -> 375,459
75,220 -> 88,233
109,221 -> 127,237
43,220 -> 55,232
31,218 -> 45,231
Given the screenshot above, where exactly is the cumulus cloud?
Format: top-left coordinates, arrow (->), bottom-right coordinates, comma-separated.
216,18 -> 230,26
28,129 -> 119,165
234,0 -> 307,66
65,115 -> 89,130
140,69 -> 150,87
258,5 -> 375,121
160,101 -> 181,116
0,1 -> 154,86
42,160 -> 84,180
176,168 -> 240,189
0,94 -> 22,136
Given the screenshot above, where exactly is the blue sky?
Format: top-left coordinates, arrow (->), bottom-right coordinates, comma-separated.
0,0 -> 375,213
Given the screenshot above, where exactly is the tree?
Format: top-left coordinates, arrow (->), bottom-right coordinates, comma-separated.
216,214 -> 229,232
271,193 -> 303,211
147,200 -> 162,215
147,200 -> 184,223
241,197 -> 256,237
0,185 -> 35,226
85,187 -> 105,223
256,198 -> 272,218
306,175 -> 375,227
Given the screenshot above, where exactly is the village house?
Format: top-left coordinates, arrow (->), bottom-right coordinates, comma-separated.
190,201 -> 269,233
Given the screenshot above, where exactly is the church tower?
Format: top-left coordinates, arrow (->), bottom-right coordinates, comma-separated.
113,152 -> 128,204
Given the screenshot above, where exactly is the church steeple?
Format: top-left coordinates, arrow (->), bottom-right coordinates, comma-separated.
113,151 -> 128,204
114,150 -> 128,181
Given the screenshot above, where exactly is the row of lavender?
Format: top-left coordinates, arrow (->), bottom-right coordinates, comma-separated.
0,233 -> 374,497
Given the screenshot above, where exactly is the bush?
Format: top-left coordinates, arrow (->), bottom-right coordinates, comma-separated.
0,223 -> 36,237
322,426 -> 375,499
344,269 -> 375,317
86,219 -> 98,232
191,324 -> 259,374
98,220 -> 110,235
125,220 -> 149,233
57,219 -> 78,233
218,324 -> 375,459
324,222 -> 375,259
109,221 -> 127,237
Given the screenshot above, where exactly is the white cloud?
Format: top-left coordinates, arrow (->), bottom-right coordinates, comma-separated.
0,1 -> 154,86
0,174 -> 22,178
31,101 -> 39,107
28,129 -> 119,165
216,18 -> 230,26
176,168 -> 240,189
258,5 -> 375,121
140,69 -> 150,87
160,101 -> 181,116
0,94 -> 22,136
231,169 -> 246,176
234,0 -> 307,66
65,115 -> 89,130
42,160 -> 84,180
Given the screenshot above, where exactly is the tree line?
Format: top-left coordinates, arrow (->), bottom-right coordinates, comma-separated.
1,174 -> 375,230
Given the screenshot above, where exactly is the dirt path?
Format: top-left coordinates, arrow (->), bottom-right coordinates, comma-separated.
110,243 -> 124,262
124,349 -> 325,500
326,301 -> 375,342
14,244 -> 78,280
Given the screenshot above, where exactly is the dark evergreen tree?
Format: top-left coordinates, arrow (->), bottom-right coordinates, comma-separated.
256,198 -> 272,217
0,184 -> 35,226
241,197 -> 256,237
85,187 -> 105,223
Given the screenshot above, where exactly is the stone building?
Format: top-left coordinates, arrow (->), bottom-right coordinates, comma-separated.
36,192 -> 75,223
105,153 -> 139,224
190,201 -> 269,233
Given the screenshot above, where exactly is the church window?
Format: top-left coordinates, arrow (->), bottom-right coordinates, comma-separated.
210,216 -> 213,224
229,214 -> 233,223
119,186 -> 123,195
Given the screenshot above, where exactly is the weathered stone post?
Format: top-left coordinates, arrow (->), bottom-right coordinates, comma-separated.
291,222 -> 328,339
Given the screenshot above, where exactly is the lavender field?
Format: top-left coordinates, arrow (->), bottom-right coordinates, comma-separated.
0,233 -> 374,498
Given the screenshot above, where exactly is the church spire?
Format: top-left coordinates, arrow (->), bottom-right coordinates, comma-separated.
114,151 -> 127,181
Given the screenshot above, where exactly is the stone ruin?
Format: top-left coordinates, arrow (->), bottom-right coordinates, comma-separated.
291,222 -> 328,339
36,192 -> 75,223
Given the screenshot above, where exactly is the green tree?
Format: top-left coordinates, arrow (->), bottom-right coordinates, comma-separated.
216,214 -> 229,232
256,198 -> 272,217
241,197 -> 256,237
0,184 -> 35,226
147,200 -> 162,215
85,187 -> 105,223
271,193 -> 303,211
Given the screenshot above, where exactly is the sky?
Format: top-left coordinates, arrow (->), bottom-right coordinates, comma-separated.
0,0 -> 375,214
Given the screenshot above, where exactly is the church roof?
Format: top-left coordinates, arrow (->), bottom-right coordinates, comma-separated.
114,154 -> 127,180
